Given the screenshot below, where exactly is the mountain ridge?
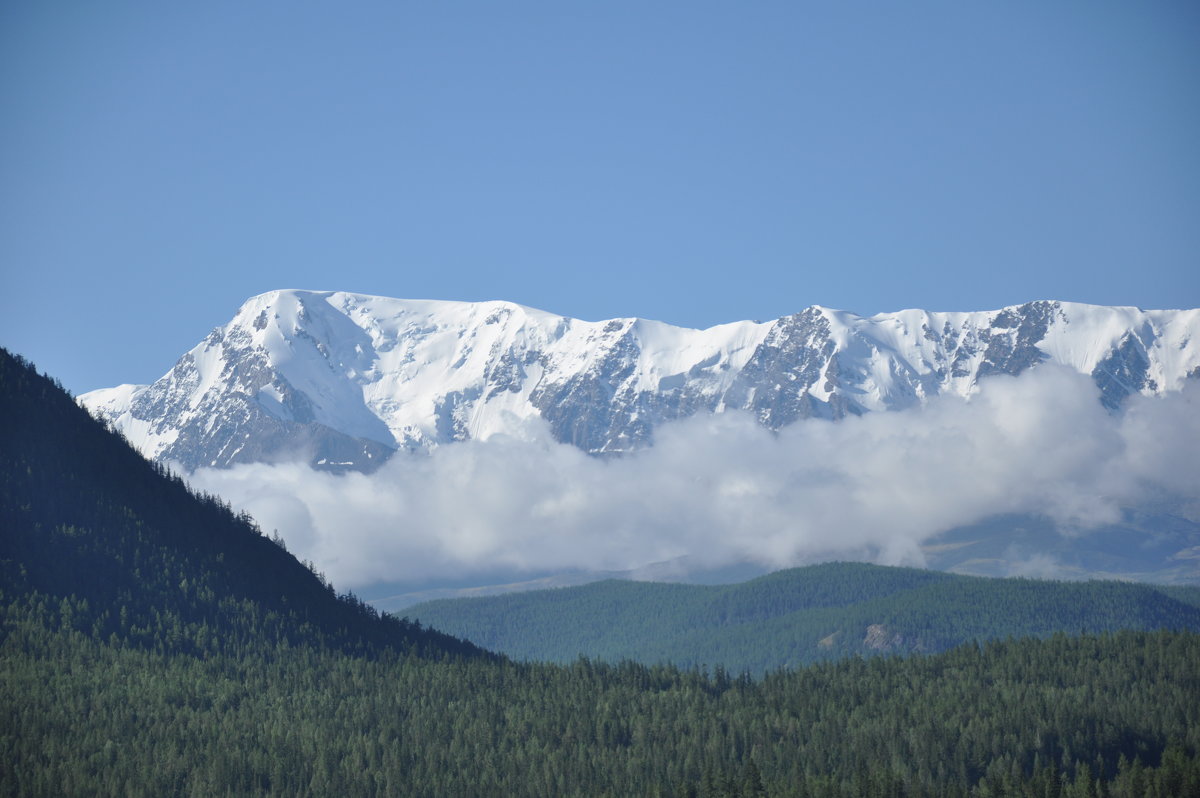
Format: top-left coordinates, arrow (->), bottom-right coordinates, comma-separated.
80,290 -> 1200,472
0,346 -> 486,660
408,562 -> 1200,674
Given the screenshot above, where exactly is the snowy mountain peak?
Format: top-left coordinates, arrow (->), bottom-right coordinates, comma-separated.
80,292 -> 1200,472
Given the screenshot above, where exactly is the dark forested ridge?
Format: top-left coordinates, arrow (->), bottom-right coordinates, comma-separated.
409,563 -> 1200,673
3,347 -> 1200,797
0,347 -> 484,659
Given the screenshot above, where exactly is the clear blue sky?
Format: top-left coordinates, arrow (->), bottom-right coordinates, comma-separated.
2,1 -> 1198,395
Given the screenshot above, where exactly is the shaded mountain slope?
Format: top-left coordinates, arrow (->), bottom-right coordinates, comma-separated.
0,347 -> 484,659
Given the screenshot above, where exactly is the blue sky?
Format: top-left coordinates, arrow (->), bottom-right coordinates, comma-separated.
2,1 -> 1198,396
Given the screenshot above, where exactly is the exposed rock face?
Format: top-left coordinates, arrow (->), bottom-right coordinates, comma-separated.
79,291 -> 1200,472
863,624 -> 906,652
1093,332 -> 1155,411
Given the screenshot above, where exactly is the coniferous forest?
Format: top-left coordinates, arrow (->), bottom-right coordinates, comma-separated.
3,346 -> 1200,797
409,564 -> 1200,674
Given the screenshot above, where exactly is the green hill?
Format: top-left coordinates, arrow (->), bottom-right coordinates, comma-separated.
3,347 -> 1199,797
409,562 -> 1200,673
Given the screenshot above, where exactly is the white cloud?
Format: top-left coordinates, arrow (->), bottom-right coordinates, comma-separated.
189,367 -> 1200,590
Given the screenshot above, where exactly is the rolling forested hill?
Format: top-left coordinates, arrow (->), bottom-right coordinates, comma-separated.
3,347 -> 1199,797
409,563 -> 1200,673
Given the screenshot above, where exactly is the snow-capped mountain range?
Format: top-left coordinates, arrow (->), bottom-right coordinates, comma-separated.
80,290 -> 1200,472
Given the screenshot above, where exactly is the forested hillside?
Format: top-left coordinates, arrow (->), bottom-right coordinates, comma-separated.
3,347 -> 1199,797
409,564 -> 1200,673
7,605 -> 1200,797
0,347 -> 484,659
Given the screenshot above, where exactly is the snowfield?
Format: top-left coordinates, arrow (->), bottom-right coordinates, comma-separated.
80,290 -> 1200,473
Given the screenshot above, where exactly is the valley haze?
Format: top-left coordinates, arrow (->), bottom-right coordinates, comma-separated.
79,290 -> 1200,594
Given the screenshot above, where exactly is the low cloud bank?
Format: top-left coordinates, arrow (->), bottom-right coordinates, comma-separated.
189,367 -> 1200,590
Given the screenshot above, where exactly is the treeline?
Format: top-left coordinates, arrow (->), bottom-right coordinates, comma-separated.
409,563 -> 1200,673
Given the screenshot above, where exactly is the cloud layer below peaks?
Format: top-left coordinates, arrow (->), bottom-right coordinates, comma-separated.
189,367 -> 1200,590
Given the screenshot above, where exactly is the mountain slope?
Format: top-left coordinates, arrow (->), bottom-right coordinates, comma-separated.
0,347 -> 484,659
80,290 -> 1200,471
409,562 -> 1200,673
